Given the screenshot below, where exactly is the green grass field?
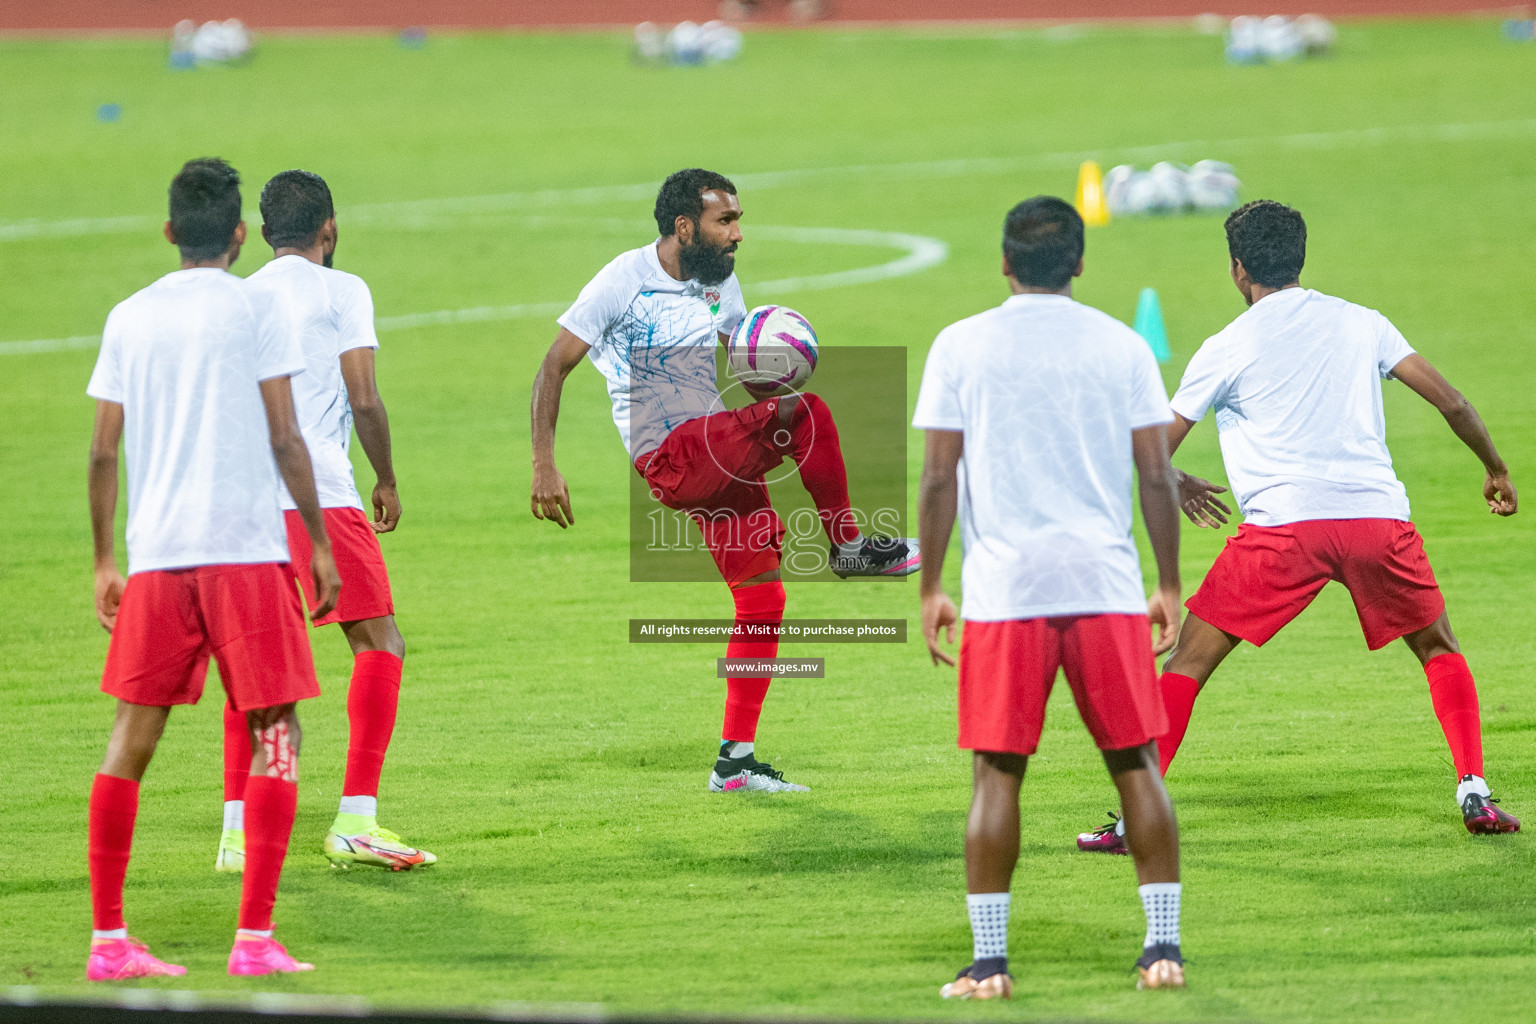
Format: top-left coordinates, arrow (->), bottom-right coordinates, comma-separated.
3,17 -> 1535,1022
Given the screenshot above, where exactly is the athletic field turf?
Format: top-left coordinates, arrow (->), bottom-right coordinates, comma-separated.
2,17 -> 1534,1022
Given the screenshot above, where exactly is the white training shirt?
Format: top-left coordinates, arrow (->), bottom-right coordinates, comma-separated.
1170,288 -> 1414,527
912,293 -> 1174,621
246,255 -> 379,511
86,268 -> 304,575
558,241 -> 747,459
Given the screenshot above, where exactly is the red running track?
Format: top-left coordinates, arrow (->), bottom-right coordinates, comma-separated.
0,0 -> 1515,32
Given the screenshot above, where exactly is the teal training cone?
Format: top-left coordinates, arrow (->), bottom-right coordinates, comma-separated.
1134,287 -> 1172,364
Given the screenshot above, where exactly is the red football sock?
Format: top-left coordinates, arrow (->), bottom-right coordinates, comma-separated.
1154,673 -> 1202,777
782,394 -> 858,546
721,580 -> 786,742
223,699 -> 251,803
1426,652 -> 1484,779
89,773 -> 139,932
343,651 -> 403,798
238,776 -> 297,932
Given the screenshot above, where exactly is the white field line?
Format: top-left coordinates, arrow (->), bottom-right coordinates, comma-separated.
748,225 -> 948,293
8,114 -> 1534,354
1,226 -> 948,355
0,334 -> 104,355
5,117 -> 1535,243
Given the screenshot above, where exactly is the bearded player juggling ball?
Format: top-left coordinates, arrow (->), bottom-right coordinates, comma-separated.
530,169 -> 920,793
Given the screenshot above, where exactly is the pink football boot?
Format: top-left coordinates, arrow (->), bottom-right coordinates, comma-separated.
1076,813 -> 1130,855
228,934 -> 315,976
87,937 -> 187,981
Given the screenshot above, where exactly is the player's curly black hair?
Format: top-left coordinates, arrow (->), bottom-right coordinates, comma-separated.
260,169 -> 335,249
168,157 -> 242,261
1003,196 -> 1083,289
654,168 -> 737,236
1224,200 -> 1306,287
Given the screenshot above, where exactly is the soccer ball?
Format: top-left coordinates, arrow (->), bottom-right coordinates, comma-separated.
700,20 -> 744,62
727,305 -> 819,393
1259,16 -> 1304,62
667,21 -> 706,64
1187,159 -> 1241,212
1119,172 -> 1166,216
634,22 -> 666,61
1296,14 -> 1337,55
1103,164 -> 1137,216
1226,15 -> 1264,64
1147,161 -> 1191,212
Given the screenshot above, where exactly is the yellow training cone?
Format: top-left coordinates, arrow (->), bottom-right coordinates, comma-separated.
1075,160 -> 1110,226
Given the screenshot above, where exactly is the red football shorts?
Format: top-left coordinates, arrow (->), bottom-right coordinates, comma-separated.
285,507 -> 394,626
1186,519 -> 1444,651
636,402 -> 791,586
957,614 -> 1166,755
101,562 -> 320,712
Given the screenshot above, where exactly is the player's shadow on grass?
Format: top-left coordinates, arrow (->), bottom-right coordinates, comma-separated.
632,803 -> 958,878
287,866 -> 552,967
519,739 -> 716,785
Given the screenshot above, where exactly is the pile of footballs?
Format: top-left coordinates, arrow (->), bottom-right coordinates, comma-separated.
169,18 -> 254,68
1224,14 -> 1336,64
1105,161 -> 1242,218
633,20 -> 745,66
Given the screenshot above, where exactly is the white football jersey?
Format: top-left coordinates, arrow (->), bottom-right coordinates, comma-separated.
246,254 -> 379,511
1171,288 -> 1414,526
913,293 -> 1173,621
86,268 -> 304,575
558,241 -> 747,459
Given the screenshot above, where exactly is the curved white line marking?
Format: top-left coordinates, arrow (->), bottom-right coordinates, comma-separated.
748,226 -> 948,294
5,118 -> 1535,243
1,226 -> 948,355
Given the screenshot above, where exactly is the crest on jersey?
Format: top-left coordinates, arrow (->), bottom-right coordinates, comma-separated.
704,289 -> 721,315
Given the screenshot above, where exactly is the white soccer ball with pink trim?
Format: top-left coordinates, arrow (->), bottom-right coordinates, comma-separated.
727,305 -> 819,393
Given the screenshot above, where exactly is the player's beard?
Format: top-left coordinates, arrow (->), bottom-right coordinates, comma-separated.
678,236 -> 736,286
322,249 -> 334,269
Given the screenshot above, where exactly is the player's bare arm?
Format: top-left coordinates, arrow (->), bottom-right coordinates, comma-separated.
87,399 -> 127,633
917,428 -> 964,667
261,375 -> 341,620
1132,422 -> 1182,654
339,347 -> 401,533
529,327 -> 590,528
1391,353 -> 1517,516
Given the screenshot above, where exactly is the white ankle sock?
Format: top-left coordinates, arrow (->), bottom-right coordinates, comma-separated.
338,795 -> 377,817
1457,775 -> 1490,804
966,892 -> 1010,960
236,928 -> 273,940
722,741 -> 754,760
223,800 -> 244,831
92,928 -> 128,941
1139,882 -> 1181,948
1115,815 -> 1126,838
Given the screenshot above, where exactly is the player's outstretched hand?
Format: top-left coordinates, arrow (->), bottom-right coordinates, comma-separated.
1148,583 -> 1182,656
309,541 -> 342,622
1485,470 -> 1517,516
372,480 -> 402,534
922,590 -> 959,667
1176,469 -> 1231,528
94,564 -> 126,633
531,462 -> 575,528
